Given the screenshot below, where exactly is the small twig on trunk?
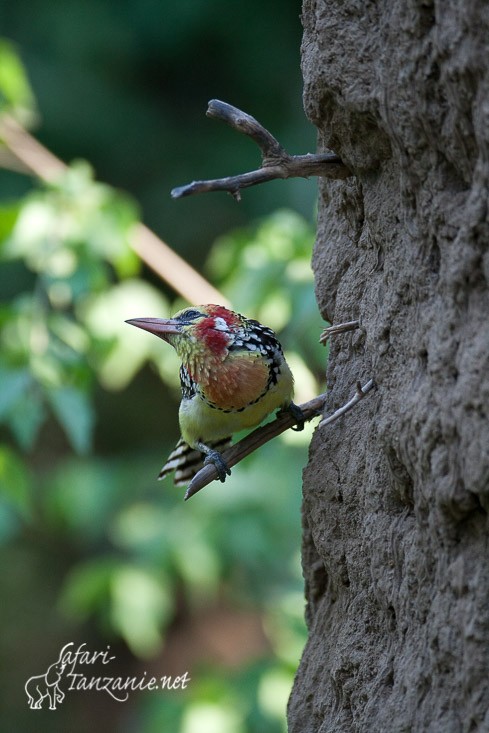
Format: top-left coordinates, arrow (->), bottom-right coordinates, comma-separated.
319,320 -> 360,344
318,379 -> 375,428
184,378 -> 375,500
171,100 -> 352,201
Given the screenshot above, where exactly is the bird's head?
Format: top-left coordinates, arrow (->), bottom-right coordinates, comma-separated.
126,304 -> 243,363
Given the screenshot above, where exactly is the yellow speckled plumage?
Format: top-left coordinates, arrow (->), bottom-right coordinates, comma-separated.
126,304 -> 297,486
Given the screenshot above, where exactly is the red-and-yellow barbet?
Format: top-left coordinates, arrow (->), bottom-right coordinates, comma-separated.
126,304 -> 304,486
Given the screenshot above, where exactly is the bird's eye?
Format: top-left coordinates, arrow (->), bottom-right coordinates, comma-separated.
180,309 -> 202,321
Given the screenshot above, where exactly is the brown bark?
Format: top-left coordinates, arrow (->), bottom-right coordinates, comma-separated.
289,1 -> 489,731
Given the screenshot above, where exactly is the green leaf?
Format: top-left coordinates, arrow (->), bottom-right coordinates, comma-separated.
0,202 -> 21,246
8,390 -> 46,450
0,39 -> 37,121
46,385 -> 94,454
44,458 -> 119,542
59,558 -> 119,620
0,444 -> 32,520
110,565 -> 171,657
0,503 -> 21,544
60,559 -> 172,658
0,365 -> 31,419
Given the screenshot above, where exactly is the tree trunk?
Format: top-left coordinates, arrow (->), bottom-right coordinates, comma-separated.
289,1 -> 489,731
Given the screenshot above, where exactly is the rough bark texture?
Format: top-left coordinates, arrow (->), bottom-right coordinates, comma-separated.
289,2 -> 489,731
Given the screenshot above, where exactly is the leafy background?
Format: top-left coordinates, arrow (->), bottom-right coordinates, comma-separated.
0,3 -> 328,731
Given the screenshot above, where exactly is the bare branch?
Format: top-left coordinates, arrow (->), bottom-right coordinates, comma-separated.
0,114 -> 228,306
184,379 -> 375,500
171,99 -> 352,200
318,379 -> 375,428
184,392 -> 327,501
0,114 -> 66,182
206,99 -> 285,161
319,320 -> 360,344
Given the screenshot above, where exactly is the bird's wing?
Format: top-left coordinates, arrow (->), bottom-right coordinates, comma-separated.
158,436 -> 232,487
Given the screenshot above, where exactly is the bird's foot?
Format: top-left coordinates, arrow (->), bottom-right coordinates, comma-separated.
285,402 -> 306,431
203,450 -> 232,483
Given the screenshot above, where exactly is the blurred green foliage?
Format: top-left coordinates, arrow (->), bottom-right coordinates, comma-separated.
0,15 -> 325,733
0,161 -> 141,455
0,38 -> 37,123
0,0 -> 315,254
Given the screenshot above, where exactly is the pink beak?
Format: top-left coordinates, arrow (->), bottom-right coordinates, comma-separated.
125,317 -> 182,340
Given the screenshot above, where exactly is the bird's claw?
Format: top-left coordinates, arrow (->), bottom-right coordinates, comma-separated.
204,450 -> 232,483
287,402 -> 306,431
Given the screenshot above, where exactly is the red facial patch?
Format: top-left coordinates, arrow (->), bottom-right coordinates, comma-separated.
195,316 -> 230,355
205,304 -> 241,327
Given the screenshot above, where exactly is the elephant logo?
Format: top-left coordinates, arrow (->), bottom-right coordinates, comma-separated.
25,643 -> 72,710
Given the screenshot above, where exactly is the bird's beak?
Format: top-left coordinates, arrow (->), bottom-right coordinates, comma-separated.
125,317 -> 182,340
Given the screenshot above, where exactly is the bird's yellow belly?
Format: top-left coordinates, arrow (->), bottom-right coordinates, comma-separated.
179,368 -> 293,448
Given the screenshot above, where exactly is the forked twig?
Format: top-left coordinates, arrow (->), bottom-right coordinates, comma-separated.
172,100 -> 351,201
184,379 -> 375,500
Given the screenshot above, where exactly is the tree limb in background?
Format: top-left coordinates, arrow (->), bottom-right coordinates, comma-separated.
171,100 -> 352,201
184,379 -> 375,500
0,114 -> 229,306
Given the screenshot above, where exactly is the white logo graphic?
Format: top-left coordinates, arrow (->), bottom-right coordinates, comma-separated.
25,642 -> 190,709
25,643 -> 71,710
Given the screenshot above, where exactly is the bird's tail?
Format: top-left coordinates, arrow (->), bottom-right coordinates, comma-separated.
158,436 -> 232,486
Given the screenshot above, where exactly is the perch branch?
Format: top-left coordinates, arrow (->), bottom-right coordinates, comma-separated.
184,392 -> 327,501
184,378 -> 375,500
0,114 -> 228,306
320,320 -> 360,344
171,100 -> 351,201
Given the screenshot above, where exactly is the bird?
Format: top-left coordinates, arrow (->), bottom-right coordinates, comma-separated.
126,304 -> 304,486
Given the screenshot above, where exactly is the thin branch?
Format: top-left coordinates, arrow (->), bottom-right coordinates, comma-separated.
0,114 -> 66,182
184,392 -> 327,501
206,99 -> 286,161
0,114 -> 229,307
184,378 -> 375,500
319,319 -> 360,344
171,100 -> 352,201
318,379 -> 375,428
